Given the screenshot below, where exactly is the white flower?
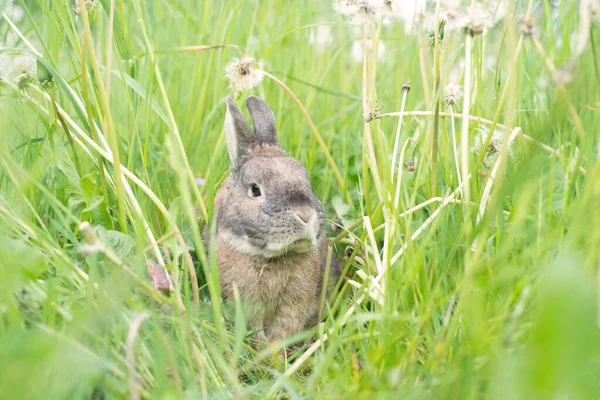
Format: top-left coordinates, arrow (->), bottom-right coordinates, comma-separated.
0,54 -> 36,91
308,25 -> 333,53
421,1 -> 505,35
444,82 -> 462,106
422,0 -> 468,33
351,39 -> 386,63
333,0 -> 394,26
468,2 -> 500,30
472,125 -> 512,167
74,0 -> 99,14
224,57 -> 265,92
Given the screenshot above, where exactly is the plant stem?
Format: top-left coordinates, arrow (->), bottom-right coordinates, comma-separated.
263,71 -> 352,206
431,0 -> 442,196
78,0 -> 129,233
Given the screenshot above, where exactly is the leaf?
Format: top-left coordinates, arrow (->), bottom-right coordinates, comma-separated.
80,174 -> 104,212
332,196 -> 354,228
0,237 -> 46,299
36,59 -> 53,87
10,137 -> 47,153
96,226 -> 135,259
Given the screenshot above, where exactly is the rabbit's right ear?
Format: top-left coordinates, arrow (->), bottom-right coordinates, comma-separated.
224,97 -> 253,174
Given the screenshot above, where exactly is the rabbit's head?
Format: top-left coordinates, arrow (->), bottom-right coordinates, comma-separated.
216,96 -> 326,259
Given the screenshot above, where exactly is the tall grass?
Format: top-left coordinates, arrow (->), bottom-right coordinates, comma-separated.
1,0 -> 599,398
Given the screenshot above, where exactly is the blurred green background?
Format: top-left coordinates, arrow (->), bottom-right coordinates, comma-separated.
1,0 -> 599,398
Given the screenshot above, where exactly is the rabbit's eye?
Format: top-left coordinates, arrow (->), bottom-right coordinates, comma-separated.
248,183 -> 262,198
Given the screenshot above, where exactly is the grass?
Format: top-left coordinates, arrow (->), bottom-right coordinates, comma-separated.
1,0 -> 600,398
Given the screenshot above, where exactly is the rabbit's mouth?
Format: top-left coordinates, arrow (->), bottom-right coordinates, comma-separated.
288,238 -> 314,252
264,237 -> 317,258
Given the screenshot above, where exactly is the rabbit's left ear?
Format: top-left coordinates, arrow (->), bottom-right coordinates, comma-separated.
224,97 -> 253,174
246,96 -> 281,148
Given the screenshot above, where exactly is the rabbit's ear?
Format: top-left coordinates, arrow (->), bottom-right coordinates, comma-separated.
225,97 -> 253,172
246,96 -> 281,148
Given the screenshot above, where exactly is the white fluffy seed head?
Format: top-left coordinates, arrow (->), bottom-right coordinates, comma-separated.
0,54 -> 37,91
333,0 -> 394,26
444,82 -> 463,107
472,125 -> 512,167
224,57 -> 265,92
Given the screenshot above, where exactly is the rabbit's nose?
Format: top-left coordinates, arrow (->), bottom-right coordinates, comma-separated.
295,207 -> 314,224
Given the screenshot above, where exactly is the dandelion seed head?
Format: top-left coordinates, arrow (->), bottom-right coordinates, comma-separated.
333,0 -> 394,26
0,54 -> 37,92
421,1 -> 504,36
224,57 -> 265,92
422,1 -> 468,33
444,82 -> 462,107
519,17 -> 536,36
468,2 -> 497,30
472,125 -> 512,167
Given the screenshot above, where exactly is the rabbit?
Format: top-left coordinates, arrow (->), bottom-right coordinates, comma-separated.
204,95 -> 341,343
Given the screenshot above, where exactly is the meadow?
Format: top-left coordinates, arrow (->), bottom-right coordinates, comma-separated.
1,0 -> 600,398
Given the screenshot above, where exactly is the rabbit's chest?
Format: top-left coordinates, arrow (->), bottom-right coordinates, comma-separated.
217,244 -> 319,302
226,259 -> 312,302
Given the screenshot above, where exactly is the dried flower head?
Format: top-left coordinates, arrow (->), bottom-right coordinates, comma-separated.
444,82 -> 462,107
224,57 -> 265,92
472,125 -> 512,167
364,101 -> 382,123
519,17 -> 536,36
402,80 -> 411,92
404,157 -> 418,172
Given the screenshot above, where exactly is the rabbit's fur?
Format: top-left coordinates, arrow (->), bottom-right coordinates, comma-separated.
205,96 -> 340,342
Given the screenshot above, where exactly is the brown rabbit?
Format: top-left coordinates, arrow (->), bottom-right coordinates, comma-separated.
205,95 -> 340,342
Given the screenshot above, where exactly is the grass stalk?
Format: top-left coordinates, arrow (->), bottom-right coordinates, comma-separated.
78,0 -> 129,233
